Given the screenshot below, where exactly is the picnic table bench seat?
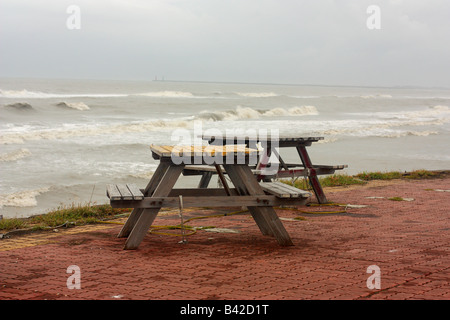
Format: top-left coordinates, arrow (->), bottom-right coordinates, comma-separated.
106,181 -> 311,205
106,184 -> 144,201
259,181 -> 310,198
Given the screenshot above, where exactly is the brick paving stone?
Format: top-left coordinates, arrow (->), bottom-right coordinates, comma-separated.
1,176 -> 449,300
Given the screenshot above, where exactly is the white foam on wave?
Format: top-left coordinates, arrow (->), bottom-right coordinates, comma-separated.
289,95 -> 321,99
0,119 -> 192,145
236,92 -> 279,98
0,89 -> 128,99
385,130 -> 438,138
0,148 -> 32,162
264,106 -> 318,117
136,91 -> 195,98
0,106 -> 318,145
361,94 -> 393,99
389,105 -> 450,120
56,102 -> 90,111
0,187 -> 49,209
198,105 -> 318,121
322,116 -> 445,138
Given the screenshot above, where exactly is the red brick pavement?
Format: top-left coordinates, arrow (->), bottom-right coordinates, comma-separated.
1,177 -> 449,300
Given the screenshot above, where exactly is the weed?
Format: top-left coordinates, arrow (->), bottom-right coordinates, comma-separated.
388,197 -> 404,201
355,171 -> 403,181
0,204 -> 129,232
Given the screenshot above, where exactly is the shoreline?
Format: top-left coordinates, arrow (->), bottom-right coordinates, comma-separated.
1,169 -> 449,238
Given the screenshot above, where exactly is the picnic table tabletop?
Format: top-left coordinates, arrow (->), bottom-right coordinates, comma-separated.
201,135 -> 324,147
150,144 -> 258,158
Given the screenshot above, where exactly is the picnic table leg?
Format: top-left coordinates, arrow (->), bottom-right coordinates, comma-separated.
118,161 -> 170,238
198,171 -> 213,188
224,164 -> 294,246
296,145 -> 328,204
256,148 -> 273,182
123,164 -> 185,250
224,164 -> 273,237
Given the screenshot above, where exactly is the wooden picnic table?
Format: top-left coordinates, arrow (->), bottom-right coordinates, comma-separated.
190,135 -> 347,204
107,145 -> 311,249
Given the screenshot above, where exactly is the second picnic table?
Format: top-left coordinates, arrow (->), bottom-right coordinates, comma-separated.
183,135 -> 347,204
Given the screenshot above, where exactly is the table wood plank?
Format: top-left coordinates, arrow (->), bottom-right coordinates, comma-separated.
106,184 -> 122,201
126,184 -> 144,200
260,182 -> 291,198
116,184 -> 133,200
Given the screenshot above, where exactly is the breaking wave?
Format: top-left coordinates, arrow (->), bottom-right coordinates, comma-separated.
0,106 -> 317,145
0,119 -> 191,145
361,94 -> 393,99
135,91 -> 195,98
236,92 -> 279,98
0,89 -> 128,99
0,148 -> 32,162
197,106 -> 318,121
322,119 -> 445,138
56,101 -> 90,111
4,102 -> 34,111
0,187 -> 49,209
384,105 -> 450,120
384,131 -> 438,138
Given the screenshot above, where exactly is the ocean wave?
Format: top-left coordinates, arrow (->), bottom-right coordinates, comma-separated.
127,171 -> 156,179
0,106 -> 317,144
322,118 -> 444,137
0,89 -> 128,99
236,92 -> 279,98
4,102 -> 34,111
381,130 -> 439,138
316,137 -> 338,144
0,148 -> 32,162
289,95 -> 321,99
0,119 -> 191,145
400,105 -> 450,119
135,91 -> 195,98
0,187 -> 49,209
197,106 -> 318,121
56,101 -> 90,111
361,94 -> 393,99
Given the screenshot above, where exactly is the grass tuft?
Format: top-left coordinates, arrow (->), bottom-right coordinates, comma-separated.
281,169 -> 443,191
0,218 -> 27,231
388,197 -> 404,201
281,174 -> 366,189
0,203 -> 129,232
355,171 -> 403,181
405,169 -> 437,179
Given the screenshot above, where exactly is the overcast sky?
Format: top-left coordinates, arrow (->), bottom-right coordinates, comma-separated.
0,0 -> 449,87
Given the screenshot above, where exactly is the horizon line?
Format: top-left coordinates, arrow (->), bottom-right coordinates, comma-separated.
1,75 -> 449,90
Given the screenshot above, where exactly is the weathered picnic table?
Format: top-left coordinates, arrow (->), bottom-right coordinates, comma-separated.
107,145 -> 311,249
182,135 -> 347,204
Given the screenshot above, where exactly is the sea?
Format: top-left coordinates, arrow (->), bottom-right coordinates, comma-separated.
1,78 -> 449,218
